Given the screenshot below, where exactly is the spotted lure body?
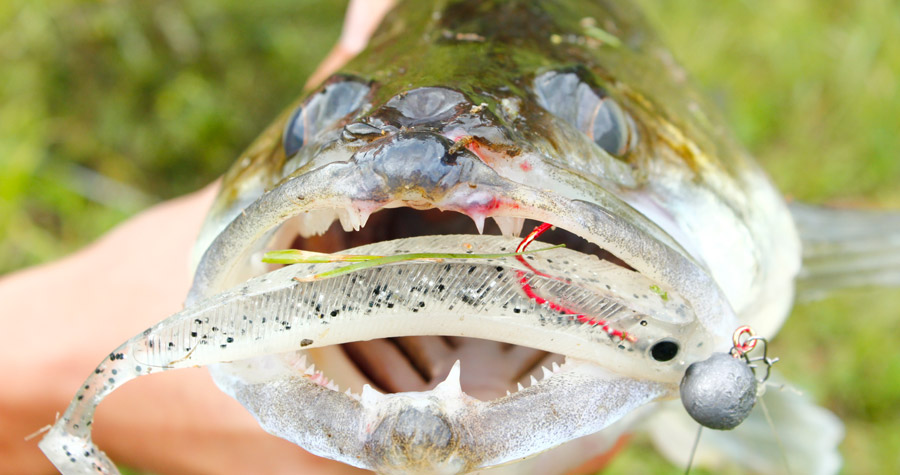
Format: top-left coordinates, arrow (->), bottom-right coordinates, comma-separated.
41,1 -> 899,473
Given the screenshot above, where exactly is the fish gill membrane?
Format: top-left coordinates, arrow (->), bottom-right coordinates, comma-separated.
37,234 -> 723,474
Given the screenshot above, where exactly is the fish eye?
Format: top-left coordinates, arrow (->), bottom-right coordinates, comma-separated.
533,69 -> 635,157
283,105 -> 306,158
282,78 -> 371,158
650,339 -> 679,362
589,97 -> 630,156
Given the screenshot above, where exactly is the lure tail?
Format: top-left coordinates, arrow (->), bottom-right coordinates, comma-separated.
790,203 -> 900,301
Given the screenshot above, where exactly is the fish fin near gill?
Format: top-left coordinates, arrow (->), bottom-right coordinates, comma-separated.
790,203 -> 900,302
645,376 -> 843,475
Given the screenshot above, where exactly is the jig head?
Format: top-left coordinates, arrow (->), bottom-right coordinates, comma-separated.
679,325 -> 779,430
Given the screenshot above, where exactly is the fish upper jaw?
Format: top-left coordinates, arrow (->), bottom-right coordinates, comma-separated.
190,127 -> 737,348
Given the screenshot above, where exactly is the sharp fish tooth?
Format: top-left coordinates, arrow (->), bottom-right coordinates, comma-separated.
337,208 -> 361,232
517,382 -> 525,392
470,214 -> 486,234
434,360 -> 463,395
344,387 -> 361,401
304,363 -> 317,375
358,209 -> 371,229
299,209 -> 337,237
493,216 -> 525,238
542,366 -> 553,380
530,375 -> 539,387
361,384 -> 384,405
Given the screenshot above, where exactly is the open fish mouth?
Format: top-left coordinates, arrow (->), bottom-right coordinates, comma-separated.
208,233 -> 674,473
39,127 -> 737,474
170,130 -> 733,472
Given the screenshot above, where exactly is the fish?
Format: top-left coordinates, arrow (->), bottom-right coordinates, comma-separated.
37,0 -> 899,473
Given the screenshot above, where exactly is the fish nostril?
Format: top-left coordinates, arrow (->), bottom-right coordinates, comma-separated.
342,121 -> 384,140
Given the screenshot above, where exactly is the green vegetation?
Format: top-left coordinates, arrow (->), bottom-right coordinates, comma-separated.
2,0 -> 897,473
264,245 -> 564,280
0,0 -> 346,272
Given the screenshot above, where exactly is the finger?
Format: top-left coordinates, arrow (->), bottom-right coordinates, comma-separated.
304,0 -> 397,90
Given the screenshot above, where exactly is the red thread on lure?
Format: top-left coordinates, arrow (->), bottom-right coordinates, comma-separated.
514,223 -> 633,341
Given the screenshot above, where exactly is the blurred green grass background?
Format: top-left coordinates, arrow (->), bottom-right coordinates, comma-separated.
1,0 -> 897,473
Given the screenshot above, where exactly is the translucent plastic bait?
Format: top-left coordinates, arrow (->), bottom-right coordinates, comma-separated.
40,235 -> 705,473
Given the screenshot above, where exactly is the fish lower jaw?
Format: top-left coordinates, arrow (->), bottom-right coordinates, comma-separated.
211,351 -> 672,474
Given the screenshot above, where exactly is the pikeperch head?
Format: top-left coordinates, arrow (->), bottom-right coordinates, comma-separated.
40,1 -> 808,474
182,1 -> 799,472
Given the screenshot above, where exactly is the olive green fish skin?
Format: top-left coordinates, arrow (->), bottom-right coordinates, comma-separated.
221,0 -> 748,194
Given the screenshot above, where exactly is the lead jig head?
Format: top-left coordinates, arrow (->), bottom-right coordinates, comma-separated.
680,352 -> 757,430
679,326 -> 777,430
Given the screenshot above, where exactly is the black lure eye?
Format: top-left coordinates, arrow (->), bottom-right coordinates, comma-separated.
282,78 -> 370,158
283,105 -> 306,158
650,340 -> 679,362
533,69 -> 635,157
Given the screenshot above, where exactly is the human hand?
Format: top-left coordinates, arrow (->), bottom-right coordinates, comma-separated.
0,184 -> 364,474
